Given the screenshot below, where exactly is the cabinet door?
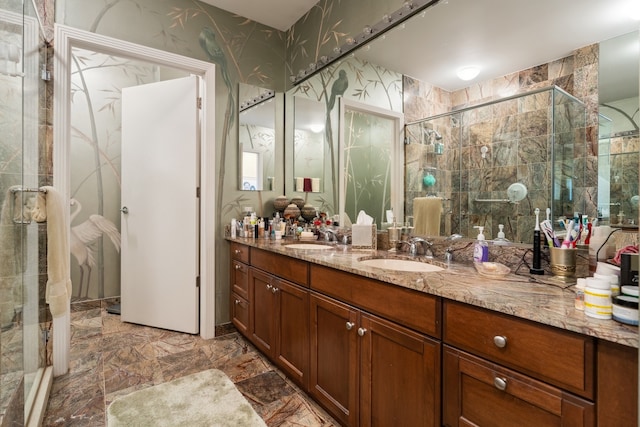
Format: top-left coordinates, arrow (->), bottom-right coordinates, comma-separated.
231,260 -> 249,300
231,293 -> 249,335
249,268 -> 276,355
443,346 -> 594,427
309,293 -> 358,427
274,278 -> 309,389
359,313 -> 441,427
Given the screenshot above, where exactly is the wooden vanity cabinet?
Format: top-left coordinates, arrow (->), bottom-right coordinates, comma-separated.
443,346 -> 594,427
596,340 -> 638,426
309,265 -> 441,427
248,267 -> 309,389
230,242 -> 250,335
443,301 -> 596,427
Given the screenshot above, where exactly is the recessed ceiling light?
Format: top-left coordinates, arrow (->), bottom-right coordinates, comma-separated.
456,66 -> 480,81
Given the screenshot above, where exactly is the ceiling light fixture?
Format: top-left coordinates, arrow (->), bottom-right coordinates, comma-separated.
456,66 -> 480,81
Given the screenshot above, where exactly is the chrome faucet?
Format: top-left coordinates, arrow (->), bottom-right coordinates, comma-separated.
444,233 -> 462,263
401,237 -> 433,257
321,228 -> 339,242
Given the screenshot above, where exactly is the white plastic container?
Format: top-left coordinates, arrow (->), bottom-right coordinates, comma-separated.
612,295 -> 639,326
585,277 -> 611,290
584,286 -> 612,319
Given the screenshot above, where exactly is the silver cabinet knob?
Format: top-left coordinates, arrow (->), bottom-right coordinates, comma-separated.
346,321 -> 355,330
266,284 -> 272,290
271,287 -> 278,294
120,206 -> 129,214
357,327 -> 367,337
493,335 -> 507,348
494,377 -> 507,391
235,264 -> 241,270
234,249 -> 241,255
234,299 -> 240,305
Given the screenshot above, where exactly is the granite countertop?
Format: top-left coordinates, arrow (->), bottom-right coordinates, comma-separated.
228,237 -> 639,348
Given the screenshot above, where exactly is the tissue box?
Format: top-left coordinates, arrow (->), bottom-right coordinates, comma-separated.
352,224 -> 377,250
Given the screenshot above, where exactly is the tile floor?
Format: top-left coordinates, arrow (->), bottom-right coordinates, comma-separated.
42,299 -> 339,426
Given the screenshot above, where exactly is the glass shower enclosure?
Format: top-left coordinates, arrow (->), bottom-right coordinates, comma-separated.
404,86 -> 587,243
0,1 -> 49,425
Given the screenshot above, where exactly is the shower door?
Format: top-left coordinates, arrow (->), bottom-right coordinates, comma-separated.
0,6 -> 45,425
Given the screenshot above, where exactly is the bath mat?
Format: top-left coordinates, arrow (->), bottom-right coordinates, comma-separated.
107,369 -> 266,427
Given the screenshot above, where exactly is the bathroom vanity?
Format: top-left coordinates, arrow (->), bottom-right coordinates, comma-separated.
228,238 -> 638,427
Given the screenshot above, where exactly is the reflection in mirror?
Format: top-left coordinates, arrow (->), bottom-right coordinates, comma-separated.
598,31 -> 639,226
309,0 -> 639,242
340,99 -> 403,229
293,96 -> 325,193
238,83 -> 276,191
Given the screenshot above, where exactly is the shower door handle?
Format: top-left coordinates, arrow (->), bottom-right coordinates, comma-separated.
120,206 -> 129,214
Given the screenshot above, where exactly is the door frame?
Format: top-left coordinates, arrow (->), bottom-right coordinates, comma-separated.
338,98 -> 404,226
53,26 -> 217,344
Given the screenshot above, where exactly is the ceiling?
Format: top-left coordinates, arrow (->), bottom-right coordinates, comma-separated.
199,0 -> 318,31
205,0 -> 639,100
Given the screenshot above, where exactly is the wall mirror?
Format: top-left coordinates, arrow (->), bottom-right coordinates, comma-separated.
293,96 -> 325,194
597,31 -> 639,225
287,0 -> 639,242
238,83 -> 277,191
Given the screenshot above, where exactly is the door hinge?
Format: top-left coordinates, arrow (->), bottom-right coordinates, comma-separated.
196,187 -> 201,198
196,276 -> 200,288
197,97 -> 202,109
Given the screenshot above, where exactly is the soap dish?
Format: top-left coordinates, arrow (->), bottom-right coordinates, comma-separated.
474,262 -> 511,278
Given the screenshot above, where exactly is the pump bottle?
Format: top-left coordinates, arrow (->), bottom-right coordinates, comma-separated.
473,226 -> 489,263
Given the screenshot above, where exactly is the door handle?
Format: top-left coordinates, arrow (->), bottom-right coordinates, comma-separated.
120,206 -> 129,214
346,321 -> 355,330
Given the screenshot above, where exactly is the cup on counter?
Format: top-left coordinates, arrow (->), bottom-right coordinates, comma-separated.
549,247 -> 578,278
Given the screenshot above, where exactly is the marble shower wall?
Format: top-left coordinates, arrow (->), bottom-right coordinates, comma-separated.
404,45 -> 597,243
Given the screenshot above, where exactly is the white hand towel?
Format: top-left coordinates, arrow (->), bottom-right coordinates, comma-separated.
32,187 -> 72,318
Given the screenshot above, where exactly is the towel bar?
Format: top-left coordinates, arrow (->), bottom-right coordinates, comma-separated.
9,186 -> 47,224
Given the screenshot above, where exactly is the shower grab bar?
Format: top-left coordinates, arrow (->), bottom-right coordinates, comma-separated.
474,197 -> 519,204
9,186 -> 47,224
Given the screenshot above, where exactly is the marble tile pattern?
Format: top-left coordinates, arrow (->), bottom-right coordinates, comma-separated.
404,44 -> 600,244
42,299 -> 339,426
229,237 -> 639,349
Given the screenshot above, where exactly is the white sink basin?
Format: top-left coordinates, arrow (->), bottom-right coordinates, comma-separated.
285,243 -> 334,250
358,258 -> 445,272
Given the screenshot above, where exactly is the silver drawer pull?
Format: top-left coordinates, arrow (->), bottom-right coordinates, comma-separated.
494,377 -> 507,391
346,321 -> 355,330
357,328 -> 367,337
266,284 -> 272,290
271,287 -> 278,294
234,299 -> 241,305
235,264 -> 241,270
493,335 -> 507,348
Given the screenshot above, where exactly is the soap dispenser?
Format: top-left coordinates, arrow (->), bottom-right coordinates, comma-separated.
473,226 -> 489,263
494,224 -> 509,245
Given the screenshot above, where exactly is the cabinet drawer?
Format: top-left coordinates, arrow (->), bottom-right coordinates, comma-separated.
310,264 -> 440,337
230,242 -> 249,263
251,248 -> 309,287
443,301 -> 594,398
231,293 -> 249,336
443,346 -> 594,427
231,260 -> 249,300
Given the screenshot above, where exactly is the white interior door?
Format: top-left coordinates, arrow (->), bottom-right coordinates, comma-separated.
120,75 -> 200,334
